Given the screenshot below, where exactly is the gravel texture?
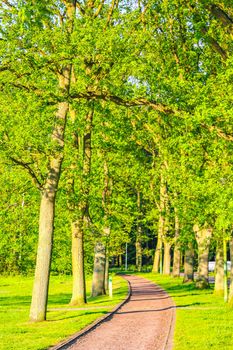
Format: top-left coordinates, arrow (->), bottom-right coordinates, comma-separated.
68,275 -> 175,350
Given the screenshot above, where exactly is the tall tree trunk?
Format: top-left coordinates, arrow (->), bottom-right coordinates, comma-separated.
135,223 -> 142,272
136,191 -> 142,272
70,107 -> 93,305
29,70 -> 71,322
173,247 -> 181,277
91,159 -> 111,297
119,254 -> 122,267
29,1 -> 76,322
163,241 -> 171,275
194,225 -> 212,289
152,176 -> 166,273
91,241 -> 106,297
214,241 -> 224,296
29,192 -> 56,322
103,226 -> 110,289
183,244 -> 194,283
70,220 -> 86,305
152,228 -> 163,273
105,252 -> 109,292
228,238 -> 233,306
173,211 -> 180,277
136,239 -> 142,272
180,251 -> 184,271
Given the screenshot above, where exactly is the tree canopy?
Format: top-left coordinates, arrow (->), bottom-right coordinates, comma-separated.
0,0 -> 233,318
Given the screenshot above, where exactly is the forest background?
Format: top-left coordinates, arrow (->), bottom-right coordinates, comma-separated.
0,0 -> 233,322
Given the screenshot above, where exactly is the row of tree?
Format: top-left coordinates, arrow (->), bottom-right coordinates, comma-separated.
0,0 -> 233,322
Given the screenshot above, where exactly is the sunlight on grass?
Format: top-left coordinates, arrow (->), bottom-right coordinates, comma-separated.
139,273 -> 233,350
0,275 -> 128,350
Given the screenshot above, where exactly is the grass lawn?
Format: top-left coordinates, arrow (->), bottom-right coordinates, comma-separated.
0,274 -> 128,350
139,273 -> 233,350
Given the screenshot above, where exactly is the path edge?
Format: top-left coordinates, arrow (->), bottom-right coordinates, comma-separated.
48,276 -> 132,350
141,277 -> 176,350
163,286 -> 176,350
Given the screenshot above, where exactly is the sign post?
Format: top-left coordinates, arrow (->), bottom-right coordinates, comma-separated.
159,248 -> 163,274
109,275 -> 113,298
125,243 -> 128,271
224,238 -> 228,303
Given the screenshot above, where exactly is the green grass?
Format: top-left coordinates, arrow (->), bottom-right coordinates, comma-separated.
0,274 -> 128,350
139,273 -> 233,350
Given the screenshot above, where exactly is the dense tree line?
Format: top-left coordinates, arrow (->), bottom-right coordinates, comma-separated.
0,0 -> 233,321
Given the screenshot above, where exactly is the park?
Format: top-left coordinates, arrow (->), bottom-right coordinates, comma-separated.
0,1 -> 233,349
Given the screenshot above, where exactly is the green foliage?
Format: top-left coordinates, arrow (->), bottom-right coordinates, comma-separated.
0,0 -> 233,281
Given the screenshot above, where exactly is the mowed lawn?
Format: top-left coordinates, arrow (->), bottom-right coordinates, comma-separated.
0,274 -> 128,350
140,273 -> 233,350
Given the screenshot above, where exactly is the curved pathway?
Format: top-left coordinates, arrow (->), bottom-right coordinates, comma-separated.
67,275 -> 175,350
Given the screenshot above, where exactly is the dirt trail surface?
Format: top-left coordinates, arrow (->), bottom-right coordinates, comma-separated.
66,275 -> 175,350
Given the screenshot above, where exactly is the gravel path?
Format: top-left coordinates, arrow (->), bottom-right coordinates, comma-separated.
67,275 -> 175,350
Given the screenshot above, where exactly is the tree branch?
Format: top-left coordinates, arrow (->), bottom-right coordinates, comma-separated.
201,124 -> 233,142
201,27 -> 228,60
94,0 -> 105,18
75,0 -> 85,14
71,90 -> 175,114
1,0 -> 15,9
106,0 -> 115,27
209,4 -> 233,32
9,157 -> 43,190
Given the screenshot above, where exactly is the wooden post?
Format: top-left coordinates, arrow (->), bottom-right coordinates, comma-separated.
224,238 -> 228,302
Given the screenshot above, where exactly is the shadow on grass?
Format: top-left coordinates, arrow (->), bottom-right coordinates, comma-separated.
0,295 -> 31,307
171,293 -> 200,298
158,282 -> 213,294
48,293 -> 72,305
0,293 -> 73,307
48,310 -> 108,321
87,292 -> 127,305
175,302 -> 203,307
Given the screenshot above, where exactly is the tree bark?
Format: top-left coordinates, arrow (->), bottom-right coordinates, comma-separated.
105,253 -> 109,292
163,241 -> 171,275
152,227 -> 163,273
29,192 -> 56,322
214,241 -> 224,296
70,107 -> 93,305
173,211 -> 180,277
136,239 -> 142,272
91,159 -> 111,297
173,247 -> 181,277
91,241 -> 106,297
194,225 -> 212,289
183,244 -> 194,283
119,254 -> 122,267
228,238 -> 233,306
29,1 -> 75,322
70,220 -> 86,305
103,226 -> 110,288
29,80 -> 70,322
136,191 -> 143,272
152,176 -> 166,273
